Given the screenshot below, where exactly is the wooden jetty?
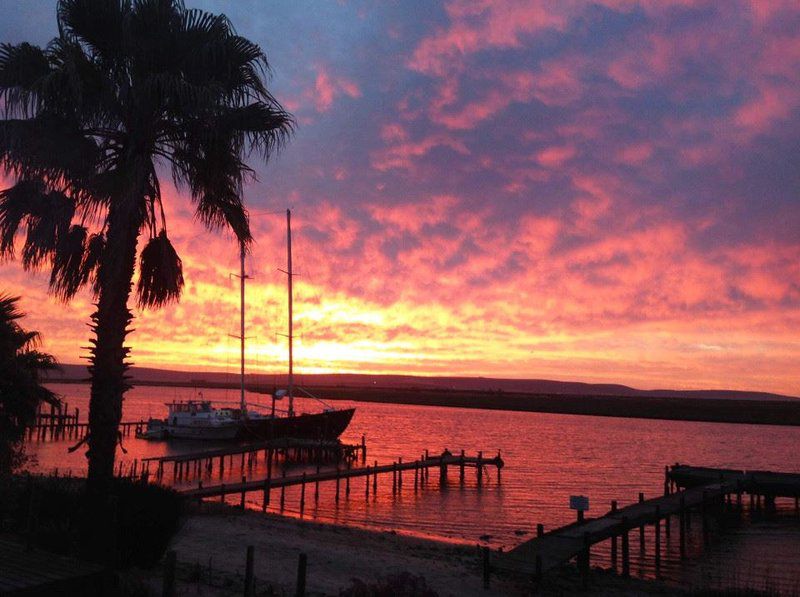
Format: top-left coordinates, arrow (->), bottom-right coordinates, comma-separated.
141,436 -> 367,481
26,402 -> 146,443
495,464 -> 800,583
180,450 -> 504,514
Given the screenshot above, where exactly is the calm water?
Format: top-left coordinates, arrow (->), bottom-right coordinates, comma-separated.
29,383 -> 800,593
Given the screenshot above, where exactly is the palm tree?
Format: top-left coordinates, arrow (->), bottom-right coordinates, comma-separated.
0,294 -> 59,476
0,0 -> 293,494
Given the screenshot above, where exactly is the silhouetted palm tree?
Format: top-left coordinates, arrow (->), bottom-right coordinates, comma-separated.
0,294 -> 59,476
0,0 -> 293,494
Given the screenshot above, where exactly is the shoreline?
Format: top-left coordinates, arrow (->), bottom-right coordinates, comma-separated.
47,377 -> 800,427
159,504 -> 526,596
144,504 -> 679,596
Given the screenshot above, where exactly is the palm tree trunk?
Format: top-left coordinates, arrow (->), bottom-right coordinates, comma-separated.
86,201 -> 140,495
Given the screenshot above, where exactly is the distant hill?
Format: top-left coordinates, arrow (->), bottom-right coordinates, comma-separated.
47,363 -> 797,402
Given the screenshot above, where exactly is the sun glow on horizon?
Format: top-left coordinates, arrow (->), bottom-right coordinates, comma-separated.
1,1 -> 799,396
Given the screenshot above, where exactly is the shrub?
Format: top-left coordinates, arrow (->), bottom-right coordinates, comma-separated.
4,474 -> 183,568
340,571 -> 438,597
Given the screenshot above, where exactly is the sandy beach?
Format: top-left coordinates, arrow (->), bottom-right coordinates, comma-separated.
145,504 -> 525,596
124,505 -> 686,596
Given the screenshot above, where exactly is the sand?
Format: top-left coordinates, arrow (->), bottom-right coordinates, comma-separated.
151,504 -> 527,596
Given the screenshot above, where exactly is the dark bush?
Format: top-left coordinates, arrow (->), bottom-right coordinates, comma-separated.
2,474 -> 183,568
339,571 -> 438,597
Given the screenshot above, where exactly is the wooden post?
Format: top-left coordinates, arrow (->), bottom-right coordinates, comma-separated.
373,460 -> 378,494
335,468 -> 341,503
280,469 -> 286,511
296,553 -> 307,597
679,493 -> 686,558
244,545 -> 255,597
315,465 -> 320,503
664,465 -> 670,496
654,506 -> 661,571
580,532 -> 590,588
300,473 -> 306,516
477,451 -> 483,487
610,500 -> 618,570
264,456 -> 273,510
460,449 -> 465,484
392,462 -> 397,494
162,550 -> 177,597
241,476 -> 246,509
361,434 -> 367,464
345,469 -> 351,497
496,451 -> 502,484
220,483 -> 226,504
414,463 -> 419,492
638,492 -> 645,552
621,519 -> 630,578
365,466 -> 370,498
398,457 -> 403,490
482,547 -> 490,589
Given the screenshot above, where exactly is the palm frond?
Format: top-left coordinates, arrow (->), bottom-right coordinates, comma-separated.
0,180 -> 46,258
84,232 -> 105,296
0,43 -> 51,117
136,230 -> 183,308
223,102 -> 294,159
20,189 -> 76,269
0,114 -> 99,182
195,191 -> 250,245
57,0 -> 128,60
49,224 -> 94,300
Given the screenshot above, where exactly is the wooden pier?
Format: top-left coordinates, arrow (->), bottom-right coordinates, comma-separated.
27,415 -> 147,442
141,436 -> 367,482
180,450 -> 504,514
25,400 -> 146,442
495,464 -> 800,583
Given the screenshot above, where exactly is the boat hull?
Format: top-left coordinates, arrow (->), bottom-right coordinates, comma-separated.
238,408 -> 355,441
139,408 -> 356,442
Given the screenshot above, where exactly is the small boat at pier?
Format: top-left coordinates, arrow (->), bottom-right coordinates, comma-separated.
140,209 -> 355,441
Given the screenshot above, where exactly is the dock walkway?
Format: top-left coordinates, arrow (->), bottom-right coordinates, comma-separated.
142,437 -> 366,481
496,464 -> 800,580
179,452 -> 504,515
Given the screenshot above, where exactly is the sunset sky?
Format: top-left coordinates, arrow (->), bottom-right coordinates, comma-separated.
1,1 -> 799,396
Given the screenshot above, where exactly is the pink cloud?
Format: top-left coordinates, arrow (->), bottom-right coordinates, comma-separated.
368,195 -> 459,233
615,142 -> 653,165
310,66 -> 361,113
370,133 -> 469,171
536,145 -> 576,168
408,0 -> 570,76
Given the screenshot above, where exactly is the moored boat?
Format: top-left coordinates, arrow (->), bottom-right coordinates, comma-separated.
140,209 -> 355,442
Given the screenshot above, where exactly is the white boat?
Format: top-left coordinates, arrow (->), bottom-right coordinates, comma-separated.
141,398 -> 239,440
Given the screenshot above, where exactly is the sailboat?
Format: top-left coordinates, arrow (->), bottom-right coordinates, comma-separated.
141,209 -> 355,441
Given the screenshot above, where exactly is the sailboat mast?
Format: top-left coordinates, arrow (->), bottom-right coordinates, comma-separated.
239,241 -> 246,414
287,209 -> 294,417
